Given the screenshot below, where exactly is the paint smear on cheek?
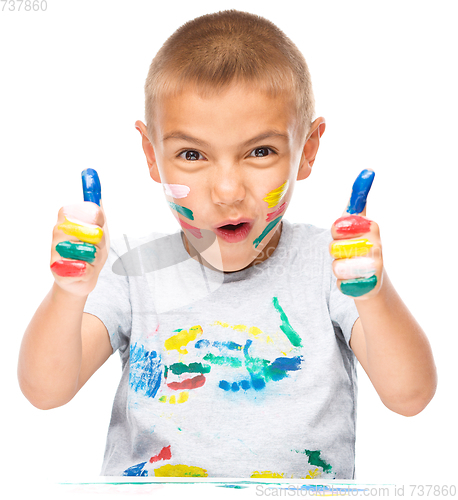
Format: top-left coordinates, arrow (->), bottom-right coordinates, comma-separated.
167,201 -> 194,220
266,201 -> 287,222
263,180 -> 289,208
163,183 -> 190,198
175,217 -> 202,239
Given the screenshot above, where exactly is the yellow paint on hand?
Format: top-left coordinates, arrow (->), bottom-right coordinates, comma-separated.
263,180 -> 289,208
169,395 -> 176,404
330,238 -> 373,259
58,217 -> 103,245
164,325 -> 203,354
251,471 -> 285,478
153,464 -> 208,477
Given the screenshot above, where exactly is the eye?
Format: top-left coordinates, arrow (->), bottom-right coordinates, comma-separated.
249,147 -> 275,158
178,150 -> 206,161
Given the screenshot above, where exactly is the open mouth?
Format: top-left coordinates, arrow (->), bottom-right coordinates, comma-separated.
218,223 -> 246,231
214,221 -> 253,243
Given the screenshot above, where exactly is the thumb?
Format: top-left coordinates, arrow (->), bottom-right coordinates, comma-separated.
81,168 -> 102,206
342,169 -> 375,217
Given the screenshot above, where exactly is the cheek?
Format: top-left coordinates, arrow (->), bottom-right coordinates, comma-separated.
162,183 -> 191,199
262,180 -> 290,222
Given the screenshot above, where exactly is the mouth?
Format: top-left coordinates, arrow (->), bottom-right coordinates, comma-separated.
213,219 -> 254,243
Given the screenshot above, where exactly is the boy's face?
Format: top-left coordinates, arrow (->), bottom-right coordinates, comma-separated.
136,83 -> 324,272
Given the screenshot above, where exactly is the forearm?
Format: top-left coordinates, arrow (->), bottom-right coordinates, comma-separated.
355,271 -> 437,416
18,282 -> 87,410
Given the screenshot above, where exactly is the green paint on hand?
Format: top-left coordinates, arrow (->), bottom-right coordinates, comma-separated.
340,275 -> 377,297
253,216 -> 282,248
167,201 -> 194,220
272,297 -> 302,347
55,240 -> 97,263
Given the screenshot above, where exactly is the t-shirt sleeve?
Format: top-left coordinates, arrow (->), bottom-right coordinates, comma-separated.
83,239 -> 131,355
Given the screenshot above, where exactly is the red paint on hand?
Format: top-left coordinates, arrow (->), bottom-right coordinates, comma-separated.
150,445 -> 172,463
51,260 -> 86,277
166,374 -> 206,390
334,215 -> 371,236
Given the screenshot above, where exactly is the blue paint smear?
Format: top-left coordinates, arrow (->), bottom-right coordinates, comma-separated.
243,339 -> 252,356
240,380 -> 251,390
271,356 -> 302,371
250,376 -> 266,390
219,380 -> 231,391
81,168 -> 101,206
214,340 -> 242,351
347,169 -> 375,214
195,339 -> 210,349
129,343 -> 162,398
122,462 -> 148,476
231,382 -> 240,392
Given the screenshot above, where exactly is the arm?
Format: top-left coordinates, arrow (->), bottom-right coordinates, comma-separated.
330,169 -> 437,416
18,284 -> 113,410
18,168 -> 112,409
349,271 -> 437,416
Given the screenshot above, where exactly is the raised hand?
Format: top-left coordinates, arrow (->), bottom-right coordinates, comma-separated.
329,169 -> 383,299
50,169 -> 110,297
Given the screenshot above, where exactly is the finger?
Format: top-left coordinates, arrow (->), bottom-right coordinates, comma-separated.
338,275 -> 378,297
344,169 -> 374,216
330,238 -> 373,259
55,169 -> 104,245
82,168 -> 101,206
333,256 -> 377,280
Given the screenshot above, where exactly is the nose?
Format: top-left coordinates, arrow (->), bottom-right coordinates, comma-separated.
210,162 -> 246,206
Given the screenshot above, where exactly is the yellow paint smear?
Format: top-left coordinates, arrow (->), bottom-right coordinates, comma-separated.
251,471 -> 285,478
164,325 -> 203,354
330,238 -> 373,259
58,217 -> 103,245
211,321 -> 264,337
154,464 -> 208,477
263,180 -> 289,208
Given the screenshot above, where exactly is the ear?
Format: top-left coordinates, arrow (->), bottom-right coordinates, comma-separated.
135,120 -> 161,183
297,117 -> 326,181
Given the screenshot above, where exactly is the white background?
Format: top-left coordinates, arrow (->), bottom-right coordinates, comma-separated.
1,0 -> 457,497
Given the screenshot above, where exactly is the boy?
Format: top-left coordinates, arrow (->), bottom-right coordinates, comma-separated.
18,10 -> 436,479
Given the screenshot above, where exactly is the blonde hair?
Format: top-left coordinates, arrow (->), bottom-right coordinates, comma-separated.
144,9 -> 315,145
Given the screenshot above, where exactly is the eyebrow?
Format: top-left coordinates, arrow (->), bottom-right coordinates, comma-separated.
162,130 -> 289,148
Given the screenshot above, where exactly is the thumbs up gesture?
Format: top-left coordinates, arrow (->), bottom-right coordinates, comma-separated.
329,169 -> 383,299
50,169 -> 110,297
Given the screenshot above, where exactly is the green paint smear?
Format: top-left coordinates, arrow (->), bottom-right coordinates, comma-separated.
244,355 -> 288,383
272,297 -> 302,347
340,275 -> 377,297
253,216 -> 282,248
55,240 -> 96,263
167,362 -> 211,375
296,449 -> 332,472
203,353 -> 242,368
168,201 -> 194,220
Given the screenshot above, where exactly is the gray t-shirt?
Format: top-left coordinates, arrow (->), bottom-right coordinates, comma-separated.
84,218 -> 360,479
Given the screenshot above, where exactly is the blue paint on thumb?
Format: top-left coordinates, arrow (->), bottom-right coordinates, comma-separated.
81,168 -> 101,206
347,169 -> 375,214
